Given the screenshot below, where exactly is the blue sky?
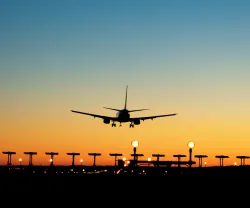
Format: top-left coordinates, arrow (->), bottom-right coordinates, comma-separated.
1,0 -> 250,165
2,0 -> 250,111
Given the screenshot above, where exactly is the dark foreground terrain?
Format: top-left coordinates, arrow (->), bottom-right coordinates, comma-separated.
1,165 -> 249,205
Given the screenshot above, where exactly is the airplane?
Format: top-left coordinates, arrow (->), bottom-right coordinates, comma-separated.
71,86 -> 177,128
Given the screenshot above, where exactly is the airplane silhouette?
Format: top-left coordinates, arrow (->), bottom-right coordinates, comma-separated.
71,86 -> 177,128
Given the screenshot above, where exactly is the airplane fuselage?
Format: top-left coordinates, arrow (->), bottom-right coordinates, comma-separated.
116,109 -> 130,122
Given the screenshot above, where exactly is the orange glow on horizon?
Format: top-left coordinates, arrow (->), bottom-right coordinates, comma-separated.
2,94 -> 250,167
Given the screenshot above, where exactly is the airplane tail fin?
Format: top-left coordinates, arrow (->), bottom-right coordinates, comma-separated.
124,86 -> 148,112
124,85 -> 128,109
103,86 -> 128,111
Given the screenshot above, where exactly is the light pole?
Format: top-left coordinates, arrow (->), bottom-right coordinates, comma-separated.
236,156 -> 250,166
147,157 -> 151,167
45,152 -> 59,166
152,154 -> 165,168
67,152 -> 80,166
122,157 -> 126,167
19,158 -> 22,165
109,153 -> 123,168
88,153 -> 101,166
188,141 -> 195,168
80,159 -> 83,166
2,151 -> 16,166
194,155 -> 208,167
24,152 -> 37,166
131,140 -> 139,167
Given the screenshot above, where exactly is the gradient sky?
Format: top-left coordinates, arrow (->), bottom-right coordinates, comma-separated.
1,0 -> 250,167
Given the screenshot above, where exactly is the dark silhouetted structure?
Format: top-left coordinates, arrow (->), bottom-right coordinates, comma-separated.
45,152 -> 59,166
194,155 -> 208,167
24,152 -> 37,166
109,153 -> 123,167
88,153 -> 101,166
215,155 -> 229,167
188,142 -> 195,168
152,154 -> 165,168
2,151 -> 16,166
67,152 -> 80,166
131,153 -> 144,167
131,140 -> 139,163
173,154 -> 186,168
236,156 -> 250,166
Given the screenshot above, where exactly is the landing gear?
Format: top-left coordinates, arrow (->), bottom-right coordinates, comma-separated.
111,123 -> 116,127
129,123 -> 134,128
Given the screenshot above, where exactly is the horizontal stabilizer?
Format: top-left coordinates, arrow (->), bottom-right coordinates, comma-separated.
128,109 -> 149,112
103,107 -> 120,111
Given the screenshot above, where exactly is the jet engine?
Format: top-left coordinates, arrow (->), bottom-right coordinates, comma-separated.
103,118 -> 110,124
134,119 -> 140,125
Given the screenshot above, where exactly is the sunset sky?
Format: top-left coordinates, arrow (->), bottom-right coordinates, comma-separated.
1,0 -> 250,167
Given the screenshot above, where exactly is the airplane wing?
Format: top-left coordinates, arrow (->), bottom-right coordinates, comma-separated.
71,110 -> 118,121
130,113 -> 177,121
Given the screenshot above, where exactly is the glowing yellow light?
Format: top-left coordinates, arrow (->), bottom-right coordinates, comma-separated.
122,157 -> 126,161
132,140 -> 139,147
147,157 -> 151,162
188,141 -> 195,148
